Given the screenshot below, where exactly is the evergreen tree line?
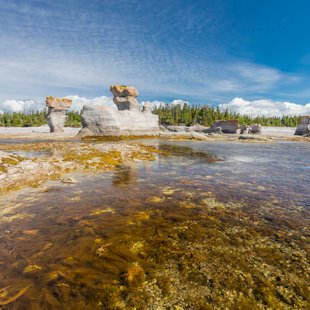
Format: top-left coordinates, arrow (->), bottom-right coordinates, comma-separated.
0,105 -> 302,127
152,104 -> 302,127
0,111 -> 82,127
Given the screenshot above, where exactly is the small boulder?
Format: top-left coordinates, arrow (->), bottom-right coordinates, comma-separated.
295,116 -> 310,136
249,124 -> 262,134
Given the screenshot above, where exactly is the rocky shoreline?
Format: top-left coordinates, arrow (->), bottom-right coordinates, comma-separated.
0,141 -> 158,195
0,125 -> 308,195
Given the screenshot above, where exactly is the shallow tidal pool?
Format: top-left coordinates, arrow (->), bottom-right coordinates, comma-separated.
0,140 -> 309,309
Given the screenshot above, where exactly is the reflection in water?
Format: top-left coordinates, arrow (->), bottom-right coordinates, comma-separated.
0,140 -> 309,309
112,165 -> 136,186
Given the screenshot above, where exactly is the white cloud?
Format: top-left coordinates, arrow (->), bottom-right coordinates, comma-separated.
219,97 -> 310,117
0,99 -> 44,113
64,95 -> 115,111
0,95 -> 116,113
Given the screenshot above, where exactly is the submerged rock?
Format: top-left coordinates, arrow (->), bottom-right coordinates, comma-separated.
294,116 -> 310,136
79,85 -> 159,137
46,97 -> 72,133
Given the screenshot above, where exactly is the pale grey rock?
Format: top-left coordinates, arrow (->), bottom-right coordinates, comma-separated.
239,135 -> 272,142
79,105 -> 159,137
295,116 -> 310,136
209,120 -> 239,134
191,132 -> 210,140
79,85 -> 159,137
46,97 -> 72,133
113,96 -> 139,111
62,177 -> 78,184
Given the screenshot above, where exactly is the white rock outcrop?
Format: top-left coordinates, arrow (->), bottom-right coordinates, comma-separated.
79,85 -> 159,137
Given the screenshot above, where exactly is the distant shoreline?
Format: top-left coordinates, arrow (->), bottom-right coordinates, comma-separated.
0,125 -> 297,139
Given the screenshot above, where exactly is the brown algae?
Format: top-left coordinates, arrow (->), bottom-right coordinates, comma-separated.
0,141 -> 309,309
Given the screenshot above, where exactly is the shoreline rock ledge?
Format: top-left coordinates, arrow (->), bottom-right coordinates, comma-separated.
46,97 -> 72,132
79,85 -> 160,137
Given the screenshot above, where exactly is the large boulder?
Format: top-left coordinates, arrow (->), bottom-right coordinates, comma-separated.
209,120 -> 239,134
79,105 -> 159,137
294,116 -> 310,136
79,86 -> 159,137
46,97 -> 72,132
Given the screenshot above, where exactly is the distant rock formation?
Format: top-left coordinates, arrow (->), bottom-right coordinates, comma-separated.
240,125 -> 248,134
249,124 -> 262,134
294,116 -> 310,136
46,97 -> 72,132
208,120 -> 239,134
79,85 -> 159,137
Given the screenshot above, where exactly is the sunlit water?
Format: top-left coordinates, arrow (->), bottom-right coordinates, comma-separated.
0,140 -> 309,309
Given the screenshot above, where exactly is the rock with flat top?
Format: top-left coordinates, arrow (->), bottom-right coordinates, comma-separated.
46,97 -> 72,133
110,85 -> 139,98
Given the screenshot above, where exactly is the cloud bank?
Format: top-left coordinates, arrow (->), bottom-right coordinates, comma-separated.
0,96 -> 115,113
0,96 -> 189,113
0,99 -> 44,113
1,96 -> 309,118
219,98 -> 310,117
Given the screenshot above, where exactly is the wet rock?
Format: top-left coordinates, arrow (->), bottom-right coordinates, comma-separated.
61,177 -> 78,184
191,132 -> 210,140
79,85 -> 159,137
294,116 -> 310,136
239,135 -> 272,142
23,264 -> 42,274
161,125 -> 209,133
46,97 -> 72,133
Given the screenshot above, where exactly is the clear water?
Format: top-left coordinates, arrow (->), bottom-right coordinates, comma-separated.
0,140 -> 309,309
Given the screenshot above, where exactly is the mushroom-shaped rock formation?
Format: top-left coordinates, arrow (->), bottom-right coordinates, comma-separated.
294,116 -> 310,136
79,86 -> 159,137
46,97 -> 72,132
110,85 -> 139,111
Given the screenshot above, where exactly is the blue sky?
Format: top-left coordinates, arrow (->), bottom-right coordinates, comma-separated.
0,0 -> 310,108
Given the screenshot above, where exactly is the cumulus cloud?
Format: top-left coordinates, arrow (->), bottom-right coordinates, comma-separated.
64,95 -> 115,111
0,95 -> 116,113
219,98 -> 310,117
0,99 -> 44,113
